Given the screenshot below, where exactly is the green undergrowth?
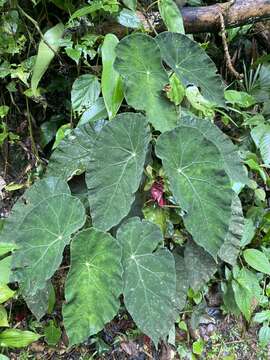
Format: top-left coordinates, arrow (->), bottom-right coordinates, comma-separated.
0,0 -> 270,358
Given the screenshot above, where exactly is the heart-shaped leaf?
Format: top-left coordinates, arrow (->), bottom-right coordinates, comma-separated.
86,112 -> 150,231
117,217 -> 178,347
11,194 -> 86,296
63,228 -> 122,345
156,125 -> 233,258
114,33 -> 178,132
156,32 -> 225,106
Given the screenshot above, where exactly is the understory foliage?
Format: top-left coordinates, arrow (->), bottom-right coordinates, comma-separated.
1,0 -> 270,354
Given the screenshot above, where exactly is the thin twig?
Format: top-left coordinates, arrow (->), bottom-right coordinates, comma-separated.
17,5 -> 63,64
25,97 -> 39,161
219,12 -> 243,80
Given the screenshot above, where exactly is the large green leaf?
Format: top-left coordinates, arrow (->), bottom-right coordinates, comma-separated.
114,33 -> 178,132
218,196 -> 244,265
11,194 -> 86,296
181,114 -> 248,185
156,126 -> 233,258
184,241 -> 217,291
251,124 -> 270,165
1,177 -> 70,244
117,217 -> 178,346
86,113 -> 150,231
46,123 -> 100,180
63,228 -> 122,345
31,23 -> 64,96
156,32 -> 225,106
101,34 -> 123,119
71,74 -> 100,114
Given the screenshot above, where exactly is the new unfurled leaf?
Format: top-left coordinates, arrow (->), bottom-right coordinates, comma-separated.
101,34 -> 123,119
86,112 -> 150,231
63,228 -> 122,345
114,33 -> 178,132
156,125 -> 233,258
31,23 -> 64,95
117,217 -> 178,347
225,90 -> 256,108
